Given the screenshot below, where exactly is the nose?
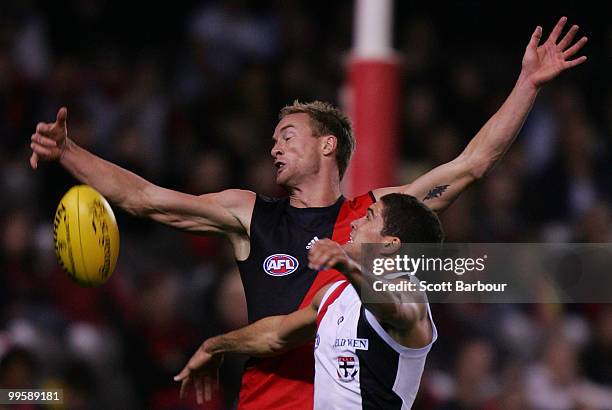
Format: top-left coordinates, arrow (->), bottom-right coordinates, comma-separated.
270,144 -> 283,158
270,141 -> 283,158
351,217 -> 363,230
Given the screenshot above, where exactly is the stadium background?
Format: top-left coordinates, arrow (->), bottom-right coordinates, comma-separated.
0,1 -> 610,408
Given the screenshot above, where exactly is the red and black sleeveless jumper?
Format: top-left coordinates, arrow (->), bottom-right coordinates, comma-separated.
235,192 -> 375,410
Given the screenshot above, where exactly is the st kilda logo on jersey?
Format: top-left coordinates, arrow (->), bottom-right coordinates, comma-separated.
337,356 -> 359,382
263,254 -> 299,277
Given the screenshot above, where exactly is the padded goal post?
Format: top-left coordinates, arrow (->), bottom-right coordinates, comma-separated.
344,0 -> 400,196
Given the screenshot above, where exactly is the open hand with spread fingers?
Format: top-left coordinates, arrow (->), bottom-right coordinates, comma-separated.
174,345 -> 223,405
521,16 -> 588,88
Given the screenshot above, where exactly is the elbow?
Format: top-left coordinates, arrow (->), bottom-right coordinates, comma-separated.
377,303 -> 421,330
465,153 -> 494,181
121,198 -> 149,217
268,342 -> 285,355
121,201 -> 143,217
125,184 -> 157,217
264,333 -> 287,356
124,207 -> 145,218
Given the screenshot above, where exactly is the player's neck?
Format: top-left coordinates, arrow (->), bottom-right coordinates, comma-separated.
288,174 -> 342,208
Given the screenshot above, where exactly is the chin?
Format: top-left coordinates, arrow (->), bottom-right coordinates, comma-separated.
275,171 -> 295,188
275,174 -> 288,187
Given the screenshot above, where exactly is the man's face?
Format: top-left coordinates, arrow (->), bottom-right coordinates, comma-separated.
271,113 -> 322,187
348,201 -> 387,245
345,201 -> 399,260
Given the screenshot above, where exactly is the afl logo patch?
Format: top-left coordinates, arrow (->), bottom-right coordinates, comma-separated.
263,254 -> 299,277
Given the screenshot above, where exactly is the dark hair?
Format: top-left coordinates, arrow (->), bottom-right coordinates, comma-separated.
279,100 -> 355,180
380,193 -> 444,243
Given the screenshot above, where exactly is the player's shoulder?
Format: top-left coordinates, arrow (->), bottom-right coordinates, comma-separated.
257,193 -> 288,204
344,191 -> 376,210
221,188 -> 256,199
253,193 -> 291,213
212,189 -> 256,209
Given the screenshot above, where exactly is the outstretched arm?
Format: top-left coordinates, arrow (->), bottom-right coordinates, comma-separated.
374,17 -> 588,212
190,302 -> 319,359
174,287 -> 328,403
29,108 -> 254,255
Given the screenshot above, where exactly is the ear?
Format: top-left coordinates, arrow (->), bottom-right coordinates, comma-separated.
379,237 -> 401,255
320,135 -> 337,156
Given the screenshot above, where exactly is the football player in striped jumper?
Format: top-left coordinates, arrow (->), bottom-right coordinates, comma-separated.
176,193 -> 443,409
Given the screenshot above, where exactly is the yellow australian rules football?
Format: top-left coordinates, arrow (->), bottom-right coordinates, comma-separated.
53,185 -> 120,287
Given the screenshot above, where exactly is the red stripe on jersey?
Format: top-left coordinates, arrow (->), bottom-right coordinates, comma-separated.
298,268 -> 344,309
237,192 -> 374,410
298,192 -> 374,309
316,281 -> 350,327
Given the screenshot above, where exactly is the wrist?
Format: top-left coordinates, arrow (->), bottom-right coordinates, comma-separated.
516,71 -> 541,93
202,337 -> 218,355
59,138 -> 74,163
203,335 -> 230,356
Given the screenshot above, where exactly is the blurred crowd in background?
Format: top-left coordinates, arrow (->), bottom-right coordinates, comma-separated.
0,1 -> 610,409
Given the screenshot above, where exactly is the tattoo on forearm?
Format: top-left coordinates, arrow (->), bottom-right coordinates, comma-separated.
423,185 -> 450,201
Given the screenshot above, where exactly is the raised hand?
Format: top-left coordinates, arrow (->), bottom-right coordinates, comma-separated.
29,107 -> 68,170
174,345 -> 223,405
521,17 -> 588,88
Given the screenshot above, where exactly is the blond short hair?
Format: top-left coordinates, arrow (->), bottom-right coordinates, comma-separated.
279,100 -> 355,180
